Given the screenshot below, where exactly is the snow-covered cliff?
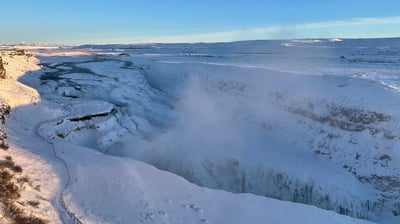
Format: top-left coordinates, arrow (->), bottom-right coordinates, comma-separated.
4,39 -> 400,223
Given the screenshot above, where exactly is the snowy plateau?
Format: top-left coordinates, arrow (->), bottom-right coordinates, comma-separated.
1,38 -> 400,224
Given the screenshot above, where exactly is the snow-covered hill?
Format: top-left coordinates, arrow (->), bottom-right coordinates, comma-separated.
3,38 -> 400,223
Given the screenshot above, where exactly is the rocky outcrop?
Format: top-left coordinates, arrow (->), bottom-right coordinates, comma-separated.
287,104 -> 392,135
16,49 -> 25,56
0,101 -> 10,150
0,57 -> 6,79
0,99 -> 11,150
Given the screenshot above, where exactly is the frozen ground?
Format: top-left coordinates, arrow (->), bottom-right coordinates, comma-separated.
2,38 -> 400,223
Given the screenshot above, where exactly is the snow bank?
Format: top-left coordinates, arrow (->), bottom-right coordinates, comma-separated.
56,140 -> 374,224
0,50 -> 61,223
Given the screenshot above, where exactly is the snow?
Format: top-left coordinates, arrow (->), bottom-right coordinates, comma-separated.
0,52 -> 62,223
330,38 -> 344,42
3,39 -> 400,223
55,140 -> 374,224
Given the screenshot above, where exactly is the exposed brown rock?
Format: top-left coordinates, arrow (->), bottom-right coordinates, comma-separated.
0,57 -> 6,79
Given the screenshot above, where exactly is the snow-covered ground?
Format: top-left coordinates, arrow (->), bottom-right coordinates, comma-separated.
3,38 -> 400,223
0,50 -> 62,223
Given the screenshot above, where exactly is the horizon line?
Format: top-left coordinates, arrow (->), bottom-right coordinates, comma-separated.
3,36 -> 400,47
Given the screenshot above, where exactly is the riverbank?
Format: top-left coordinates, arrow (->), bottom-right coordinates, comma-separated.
0,49 -> 61,223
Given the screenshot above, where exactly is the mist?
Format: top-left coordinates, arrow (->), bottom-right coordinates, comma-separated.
107,46 -> 382,219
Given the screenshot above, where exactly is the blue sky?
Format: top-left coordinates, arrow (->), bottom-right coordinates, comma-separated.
1,0 -> 400,44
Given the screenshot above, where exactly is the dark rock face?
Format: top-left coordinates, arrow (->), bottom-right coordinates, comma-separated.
16,49 -> 25,56
0,102 -> 10,124
0,57 -> 6,79
0,101 -> 10,149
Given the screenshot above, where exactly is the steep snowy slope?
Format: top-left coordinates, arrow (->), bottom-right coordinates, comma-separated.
0,50 -> 62,223
136,39 -> 400,223
11,38 -> 400,223
50,140 -> 375,224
